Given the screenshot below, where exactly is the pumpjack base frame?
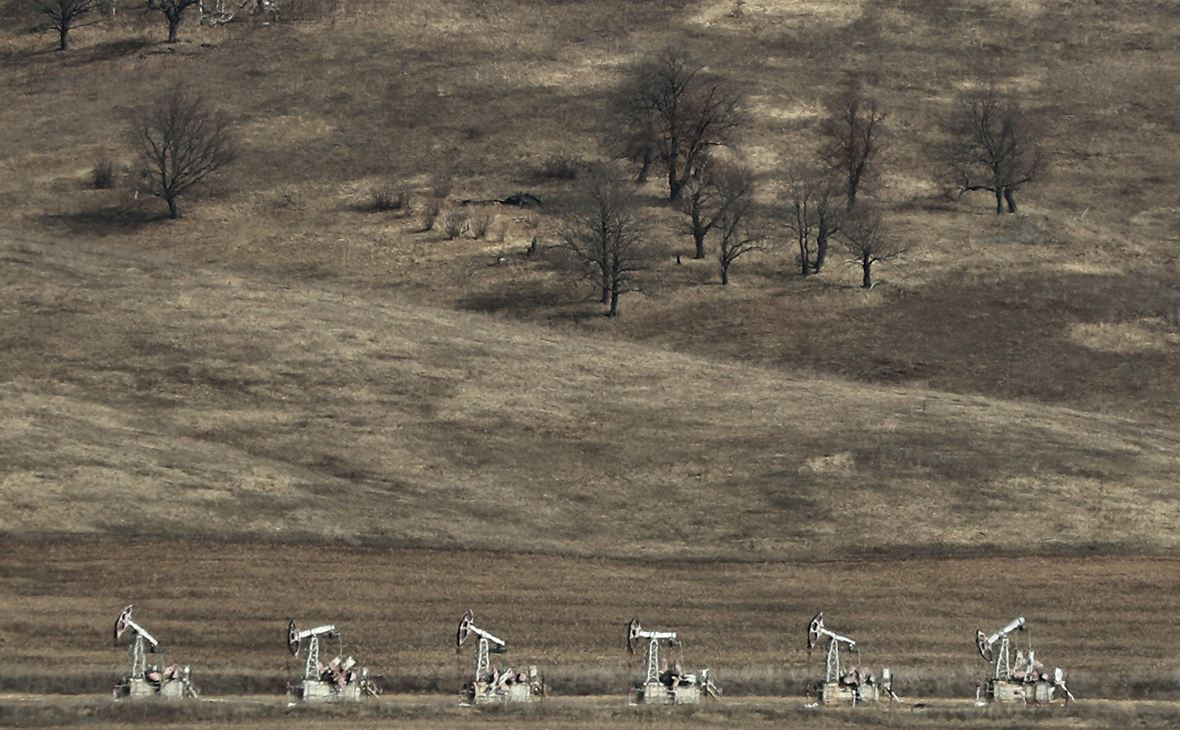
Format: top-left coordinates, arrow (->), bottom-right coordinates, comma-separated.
819,682 -> 882,706
632,682 -> 702,705
114,677 -> 195,700
293,680 -> 362,702
985,679 -> 1061,704
466,681 -> 532,704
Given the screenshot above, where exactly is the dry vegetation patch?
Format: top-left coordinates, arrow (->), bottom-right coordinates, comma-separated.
2,235 -> 1180,560
0,541 -> 1177,704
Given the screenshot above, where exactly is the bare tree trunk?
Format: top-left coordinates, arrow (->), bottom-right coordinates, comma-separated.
608,284 -> 619,317
721,262 -> 730,285
1004,186 -> 1018,213
846,164 -> 863,211
799,247 -> 811,276
167,11 -> 181,42
861,253 -> 872,288
58,23 -> 70,51
668,162 -> 683,201
167,196 -> 179,219
636,149 -> 652,184
994,188 -> 1004,214
692,221 -> 706,259
814,232 -> 829,273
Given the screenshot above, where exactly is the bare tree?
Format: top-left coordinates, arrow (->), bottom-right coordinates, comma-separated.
837,206 -> 906,288
781,163 -> 843,276
617,48 -> 742,201
558,168 -> 652,317
680,154 -> 724,260
946,85 -> 1047,214
154,0 -> 201,43
819,77 -> 888,211
29,0 -> 102,50
133,86 -> 237,219
711,163 -> 762,285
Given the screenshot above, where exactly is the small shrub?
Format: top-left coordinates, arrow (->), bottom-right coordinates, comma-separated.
469,213 -> 494,240
368,183 -> 409,212
441,209 -> 468,240
92,155 -> 117,189
420,199 -> 442,231
429,170 -> 453,200
540,156 -> 581,180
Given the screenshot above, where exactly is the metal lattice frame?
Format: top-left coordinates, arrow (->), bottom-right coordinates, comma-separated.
824,639 -> 841,684
643,639 -> 660,685
475,638 -> 491,682
994,634 -> 1011,680
303,635 -> 321,682
129,634 -> 148,680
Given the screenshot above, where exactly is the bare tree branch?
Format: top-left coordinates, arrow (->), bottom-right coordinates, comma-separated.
711,163 -> 762,285
29,0 -> 103,50
837,206 -> 907,288
781,163 -> 843,276
945,85 -> 1047,214
819,77 -> 888,211
615,49 -> 743,201
558,167 -> 653,317
133,85 -> 237,219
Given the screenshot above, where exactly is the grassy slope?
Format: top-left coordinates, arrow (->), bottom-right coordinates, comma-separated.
0,0 -> 1175,423
0,0 -> 1178,557
2,234 -> 1179,559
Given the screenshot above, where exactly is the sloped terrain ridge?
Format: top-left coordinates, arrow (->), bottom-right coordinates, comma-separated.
2,234 -> 1178,560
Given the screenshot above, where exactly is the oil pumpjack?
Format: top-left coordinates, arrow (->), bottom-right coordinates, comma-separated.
286,619 -> 378,701
975,617 -> 1073,703
112,605 -> 198,699
805,612 -> 896,706
456,609 -> 542,704
625,617 -> 720,704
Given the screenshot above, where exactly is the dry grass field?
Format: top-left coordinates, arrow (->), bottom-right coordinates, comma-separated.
1,541 -> 1178,702
3,235 -> 1180,559
1,0 -> 1180,726
1,0 -> 1178,423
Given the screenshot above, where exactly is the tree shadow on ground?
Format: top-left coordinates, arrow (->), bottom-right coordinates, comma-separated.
457,284 -> 572,316
39,205 -> 167,237
64,38 -> 156,66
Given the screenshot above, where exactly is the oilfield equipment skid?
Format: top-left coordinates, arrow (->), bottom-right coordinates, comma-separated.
286,619 -> 378,702
975,617 -> 1074,703
806,612 -> 896,706
625,617 -> 720,705
111,605 -> 198,699
456,609 -> 542,704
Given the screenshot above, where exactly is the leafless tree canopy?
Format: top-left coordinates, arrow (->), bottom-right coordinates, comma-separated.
837,206 -> 906,289
781,163 -> 843,276
616,49 -> 742,201
29,0 -> 102,50
711,163 -> 762,285
134,86 -> 237,220
819,78 -> 888,211
558,168 -> 652,317
947,86 -> 1047,214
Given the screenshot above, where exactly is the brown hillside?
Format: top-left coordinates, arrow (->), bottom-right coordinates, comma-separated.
0,0 -> 1178,431
2,234 -> 1179,558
